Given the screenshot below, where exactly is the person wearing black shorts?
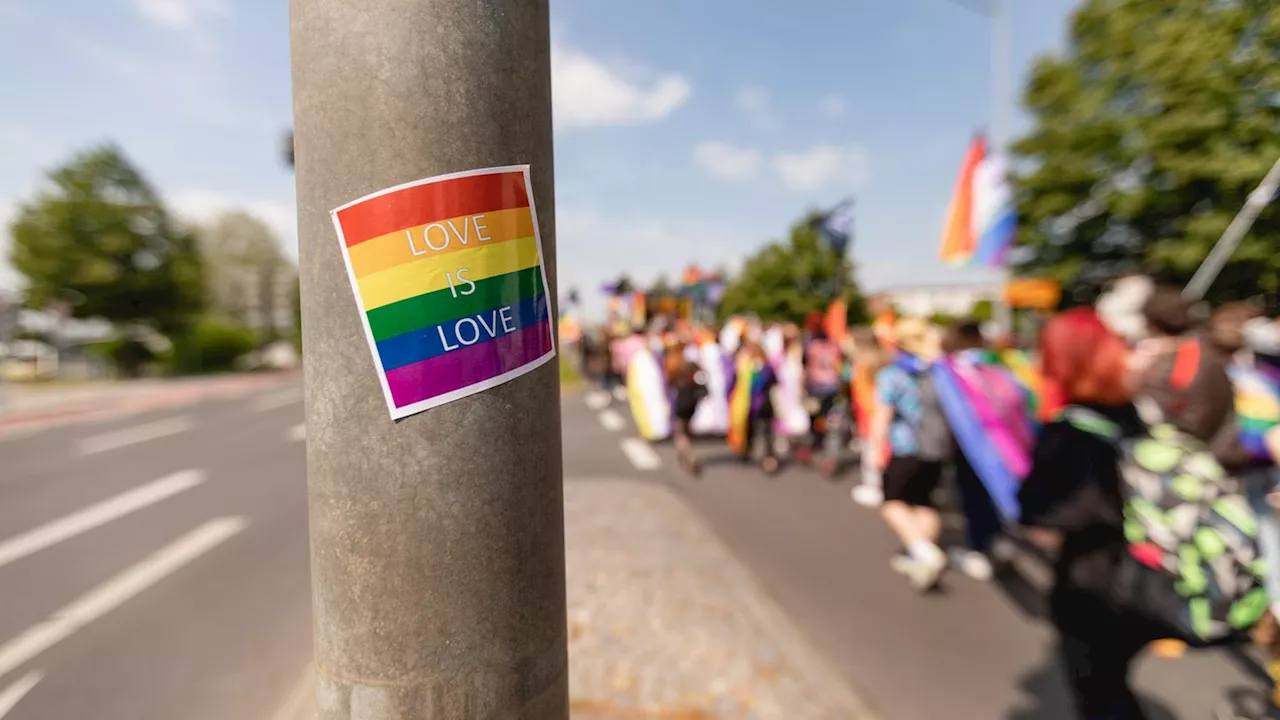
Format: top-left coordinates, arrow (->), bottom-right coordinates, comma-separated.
868,318 -> 948,591
882,455 -> 944,508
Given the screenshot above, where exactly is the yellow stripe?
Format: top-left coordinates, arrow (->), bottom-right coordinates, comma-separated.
347,207 -> 534,278
357,235 -> 541,310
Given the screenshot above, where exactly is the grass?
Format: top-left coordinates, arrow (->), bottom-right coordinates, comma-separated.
560,355 -> 584,391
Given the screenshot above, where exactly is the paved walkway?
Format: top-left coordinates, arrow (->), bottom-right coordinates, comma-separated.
565,479 -> 874,719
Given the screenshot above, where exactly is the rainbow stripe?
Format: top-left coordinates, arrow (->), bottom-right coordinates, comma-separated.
331,166 -> 555,419
938,134 -> 1017,268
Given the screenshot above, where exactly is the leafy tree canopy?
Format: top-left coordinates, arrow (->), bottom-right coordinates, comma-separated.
1012,0 -> 1280,302
9,145 -> 205,335
718,213 -> 866,326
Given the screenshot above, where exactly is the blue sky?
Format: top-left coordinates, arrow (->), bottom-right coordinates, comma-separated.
0,0 -> 1080,319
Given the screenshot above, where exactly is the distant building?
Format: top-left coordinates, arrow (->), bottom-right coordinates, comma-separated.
873,282 -> 1003,319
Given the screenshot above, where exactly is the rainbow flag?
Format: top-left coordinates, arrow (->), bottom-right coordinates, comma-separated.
331,166 -> 555,419
939,134 -> 1017,267
1229,364 -> 1280,462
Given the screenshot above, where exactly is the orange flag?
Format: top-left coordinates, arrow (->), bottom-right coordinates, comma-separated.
939,134 -> 987,266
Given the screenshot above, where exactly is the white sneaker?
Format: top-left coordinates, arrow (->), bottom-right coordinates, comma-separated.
906,548 -> 946,591
950,549 -> 994,581
851,484 -> 883,507
889,553 -> 913,575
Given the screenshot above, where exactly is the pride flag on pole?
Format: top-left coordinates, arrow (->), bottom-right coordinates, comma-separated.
331,166 -> 556,420
939,134 -> 1017,267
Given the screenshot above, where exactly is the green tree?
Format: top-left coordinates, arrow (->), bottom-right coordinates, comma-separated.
718,214 -> 866,326
1012,0 -> 1280,302
9,145 -> 205,335
195,210 -> 292,342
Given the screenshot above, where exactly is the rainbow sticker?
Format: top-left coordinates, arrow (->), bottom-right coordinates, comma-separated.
331,166 -> 555,420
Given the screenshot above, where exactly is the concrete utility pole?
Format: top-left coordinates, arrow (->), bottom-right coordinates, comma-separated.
290,1 -> 568,718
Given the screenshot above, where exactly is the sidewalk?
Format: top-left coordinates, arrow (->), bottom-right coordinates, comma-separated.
565,479 -> 876,719
0,372 -> 295,436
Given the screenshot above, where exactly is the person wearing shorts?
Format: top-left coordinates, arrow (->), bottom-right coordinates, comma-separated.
868,317 -> 948,590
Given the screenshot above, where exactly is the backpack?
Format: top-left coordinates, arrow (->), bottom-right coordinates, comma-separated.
1062,405 -> 1269,646
894,355 -> 952,462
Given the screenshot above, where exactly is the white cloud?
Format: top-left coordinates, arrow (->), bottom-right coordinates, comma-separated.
133,0 -> 229,31
552,44 -> 691,128
168,190 -> 297,258
693,141 -> 761,181
820,93 -> 848,120
772,146 -> 870,192
735,85 -> 775,130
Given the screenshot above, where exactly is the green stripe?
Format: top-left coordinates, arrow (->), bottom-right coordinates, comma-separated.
366,266 -> 544,342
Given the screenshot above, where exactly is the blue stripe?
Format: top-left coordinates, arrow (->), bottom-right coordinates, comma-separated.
375,293 -> 549,371
972,207 -> 1017,266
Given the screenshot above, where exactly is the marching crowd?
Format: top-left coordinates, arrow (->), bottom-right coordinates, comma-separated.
580,276 -> 1280,720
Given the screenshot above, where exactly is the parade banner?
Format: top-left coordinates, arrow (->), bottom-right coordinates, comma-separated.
331,166 -> 555,420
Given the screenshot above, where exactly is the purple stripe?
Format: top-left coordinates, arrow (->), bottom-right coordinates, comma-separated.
385,321 -> 552,407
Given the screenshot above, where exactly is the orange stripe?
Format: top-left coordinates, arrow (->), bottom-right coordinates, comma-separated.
939,136 -> 985,264
347,207 -> 534,278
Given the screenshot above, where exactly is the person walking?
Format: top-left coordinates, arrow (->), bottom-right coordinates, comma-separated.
728,340 -> 780,474
1019,308 -> 1175,720
868,317 -> 949,590
665,342 -> 707,476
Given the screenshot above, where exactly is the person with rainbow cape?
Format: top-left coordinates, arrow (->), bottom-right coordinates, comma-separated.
929,322 -> 1037,528
726,337 -> 780,474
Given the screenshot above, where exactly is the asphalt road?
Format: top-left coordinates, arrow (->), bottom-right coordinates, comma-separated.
0,376 -> 1269,719
0,381 -> 313,720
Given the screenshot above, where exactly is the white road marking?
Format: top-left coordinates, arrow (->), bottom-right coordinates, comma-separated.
287,424 -> 306,442
611,386 -> 628,402
0,469 -> 205,569
584,391 -> 610,410
253,389 -> 304,412
620,438 -> 661,471
77,416 -> 193,455
268,665 -> 315,720
0,516 -> 247,679
0,671 -> 42,718
598,409 -> 626,432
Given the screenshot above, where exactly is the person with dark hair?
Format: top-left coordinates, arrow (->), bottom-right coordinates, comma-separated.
1019,308 -> 1174,719
665,342 -> 706,475
1131,285 -> 1247,471
938,319 -> 1004,580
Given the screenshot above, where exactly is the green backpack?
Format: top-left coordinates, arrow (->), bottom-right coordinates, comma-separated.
1062,406 -> 1269,646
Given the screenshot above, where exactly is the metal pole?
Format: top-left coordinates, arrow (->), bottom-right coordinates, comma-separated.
1183,153 -> 1280,301
290,1 -> 568,718
989,0 -> 1016,335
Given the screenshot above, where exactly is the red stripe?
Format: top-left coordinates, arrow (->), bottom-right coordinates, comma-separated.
336,171 -> 529,248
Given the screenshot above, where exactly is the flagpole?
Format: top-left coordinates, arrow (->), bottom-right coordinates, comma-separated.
990,0 -> 1015,337
1183,153 -> 1280,301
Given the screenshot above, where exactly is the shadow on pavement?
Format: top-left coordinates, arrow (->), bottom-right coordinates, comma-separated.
1005,647 -> 1178,720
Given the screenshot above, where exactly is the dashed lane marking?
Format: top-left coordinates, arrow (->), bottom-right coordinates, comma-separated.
620,438 -> 661,471
77,416 -> 193,456
0,517 -> 247,679
0,671 -> 42,719
584,391 -> 611,410
598,409 -> 626,432
0,469 -> 205,569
